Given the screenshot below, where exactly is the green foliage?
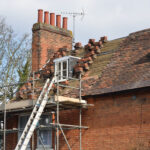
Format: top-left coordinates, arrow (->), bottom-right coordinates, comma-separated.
18,59 -> 30,88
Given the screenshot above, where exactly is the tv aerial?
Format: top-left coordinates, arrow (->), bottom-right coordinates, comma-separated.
60,9 -> 85,48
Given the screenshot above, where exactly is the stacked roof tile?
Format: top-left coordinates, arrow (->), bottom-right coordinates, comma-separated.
73,36 -> 107,76
16,28 -> 150,100
16,36 -> 108,100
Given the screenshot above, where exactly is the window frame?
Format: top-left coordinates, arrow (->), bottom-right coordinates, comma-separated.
0,120 -> 3,149
55,59 -> 68,82
37,115 -> 52,149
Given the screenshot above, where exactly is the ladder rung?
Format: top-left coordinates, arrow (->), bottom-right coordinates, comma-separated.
15,77 -> 55,150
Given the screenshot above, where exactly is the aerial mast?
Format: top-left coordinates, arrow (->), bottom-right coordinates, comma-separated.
61,10 -> 85,48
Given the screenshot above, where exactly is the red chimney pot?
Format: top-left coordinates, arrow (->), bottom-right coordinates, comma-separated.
56,15 -> 61,28
38,9 -> 43,23
50,13 -> 55,26
44,11 -> 49,24
63,17 -> 68,30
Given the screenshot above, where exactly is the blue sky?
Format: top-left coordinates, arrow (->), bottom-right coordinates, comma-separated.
1,0 -> 150,44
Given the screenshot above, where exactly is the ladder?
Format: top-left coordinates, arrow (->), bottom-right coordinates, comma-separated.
15,77 -> 55,150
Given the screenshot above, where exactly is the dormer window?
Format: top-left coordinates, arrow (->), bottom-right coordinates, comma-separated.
54,56 -> 80,82
55,60 -> 68,81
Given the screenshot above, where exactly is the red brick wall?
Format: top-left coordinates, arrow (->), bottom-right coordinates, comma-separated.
6,115 -> 18,150
5,115 -> 38,150
5,88 -> 150,150
32,23 -> 72,72
59,88 -> 150,150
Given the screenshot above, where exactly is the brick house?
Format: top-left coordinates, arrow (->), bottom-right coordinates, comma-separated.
1,9 -> 150,150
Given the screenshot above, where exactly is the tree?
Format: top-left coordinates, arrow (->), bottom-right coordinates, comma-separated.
0,17 -> 31,100
17,58 -> 31,88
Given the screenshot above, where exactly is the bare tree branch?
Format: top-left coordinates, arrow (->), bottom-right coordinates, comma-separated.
0,17 -> 31,99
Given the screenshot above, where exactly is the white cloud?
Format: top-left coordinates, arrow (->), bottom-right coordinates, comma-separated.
0,0 -> 150,44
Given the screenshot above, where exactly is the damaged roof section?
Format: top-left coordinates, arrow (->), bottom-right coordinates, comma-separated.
61,28 -> 150,97
15,36 -> 109,100
61,37 -> 124,97
12,28 -> 150,102
82,28 -> 150,96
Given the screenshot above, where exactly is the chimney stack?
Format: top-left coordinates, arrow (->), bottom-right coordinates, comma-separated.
63,17 -> 68,30
33,9 -> 72,72
50,13 -> 55,26
38,9 -> 43,23
56,15 -> 61,28
44,11 -> 49,24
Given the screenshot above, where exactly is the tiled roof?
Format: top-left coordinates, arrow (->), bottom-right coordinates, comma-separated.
82,28 -> 150,96
16,28 -> 150,100
61,37 -> 124,97
62,28 -> 150,97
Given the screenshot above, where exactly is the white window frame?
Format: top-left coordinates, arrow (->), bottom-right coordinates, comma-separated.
54,56 -> 80,82
55,59 -> 68,82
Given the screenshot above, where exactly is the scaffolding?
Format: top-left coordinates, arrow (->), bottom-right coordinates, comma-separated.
55,74 -> 84,150
0,72 -> 92,150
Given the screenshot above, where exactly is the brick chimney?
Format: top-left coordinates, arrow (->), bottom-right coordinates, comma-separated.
32,9 -> 72,72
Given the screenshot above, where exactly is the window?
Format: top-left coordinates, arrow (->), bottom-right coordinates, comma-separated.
18,115 -> 52,149
37,115 -> 52,149
18,115 -> 30,148
54,56 -> 81,82
0,120 -> 3,149
63,61 -> 67,79
55,60 -> 68,82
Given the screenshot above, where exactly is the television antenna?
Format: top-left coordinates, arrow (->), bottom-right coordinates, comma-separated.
61,9 -> 85,48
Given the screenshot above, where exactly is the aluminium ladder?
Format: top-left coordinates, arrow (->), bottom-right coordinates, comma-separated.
15,77 -> 55,150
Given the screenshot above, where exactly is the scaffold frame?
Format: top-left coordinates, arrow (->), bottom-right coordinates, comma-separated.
0,72 -> 90,150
